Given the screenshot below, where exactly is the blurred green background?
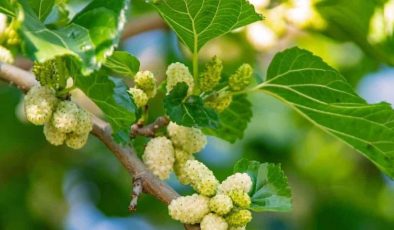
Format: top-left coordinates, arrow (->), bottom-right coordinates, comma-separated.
1,0 -> 394,229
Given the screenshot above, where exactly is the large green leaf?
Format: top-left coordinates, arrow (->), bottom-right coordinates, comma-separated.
164,83 -> 219,128
19,0 -> 128,75
76,73 -> 136,143
234,159 -> 292,212
150,0 -> 262,52
103,51 -> 140,78
259,47 -> 394,177
28,0 -> 54,22
0,0 -> 17,17
203,95 -> 252,143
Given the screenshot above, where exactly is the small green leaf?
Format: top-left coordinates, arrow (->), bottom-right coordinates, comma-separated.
260,47 -> 394,178
103,51 -> 140,78
164,83 -> 219,128
203,95 -> 252,143
150,0 -> 262,52
76,72 -> 136,143
234,159 -> 292,212
0,0 -> 17,17
28,0 -> 55,22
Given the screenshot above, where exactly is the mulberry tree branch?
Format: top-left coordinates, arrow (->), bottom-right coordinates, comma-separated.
130,116 -> 170,138
0,62 -> 199,230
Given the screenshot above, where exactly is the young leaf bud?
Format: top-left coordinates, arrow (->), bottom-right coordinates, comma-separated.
43,122 -> 67,146
166,62 -> 194,95
184,160 -> 219,196
169,194 -> 210,224
199,56 -> 223,92
128,87 -> 149,108
74,108 -> 93,135
228,64 -> 253,91
167,122 -> 207,154
52,101 -> 79,133
218,173 -> 253,195
65,132 -> 89,149
201,213 -> 228,230
143,137 -> 175,180
209,194 -> 233,216
174,149 -> 194,185
134,70 -> 157,98
24,85 -> 58,125
0,45 -> 14,64
225,209 -> 252,228
205,92 -> 233,113
228,190 -> 251,208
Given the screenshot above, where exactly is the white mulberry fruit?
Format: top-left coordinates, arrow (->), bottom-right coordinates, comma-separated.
167,122 -> 207,154
24,85 -> 58,125
74,108 -> 92,135
209,194 -> 233,216
166,62 -> 194,95
52,101 -> 79,133
66,132 -> 89,149
134,71 -> 157,98
184,160 -> 219,196
225,209 -> 252,228
168,194 -> 210,224
228,190 -> 251,208
174,148 -> 194,185
43,122 -> 66,146
200,213 -> 228,230
128,87 -> 148,108
218,173 -> 253,195
142,137 -> 175,180
0,45 -> 14,64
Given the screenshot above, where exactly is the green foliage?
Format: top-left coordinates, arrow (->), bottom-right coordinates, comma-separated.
103,51 -> 140,78
0,0 -> 17,17
259,47 -> 394,178
164,83 -> 219,128
16,0 -> 129,75
28,0 -> 54,22
76,72 -> 136,143
150,0 -> 262,52
234,159 -> 292,212
203,95 -> 252,143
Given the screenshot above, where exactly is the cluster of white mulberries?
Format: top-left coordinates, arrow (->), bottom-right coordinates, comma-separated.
128,70 -> 157,108
142,136 -> 175,180
166,62 -> 194,95
168,157 -> 254,229
24,86 -> 92,149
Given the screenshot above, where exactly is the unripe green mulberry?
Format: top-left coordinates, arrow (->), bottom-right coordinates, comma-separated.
74,108 -> 93,135
52,101 -> 79,133
0,45 -> 14,64
167,122 -> 207,154
134,71 -> 157,98
166,62 -> 194,95
174,149 -> 194,185
229,64 -> 253,91
143,137 -> 175,180
184,160 -> 219,196
225,209 -> 252,227
128,87 -> 148,108
24,85 -> 58,125
66,132 -> 89,149
209,194 -> 233,216
201,213 -> 228,230
43,122 -> 67,146
169,194 -> 210,224
205,92 -> 233,113
199,56 -> 223,92
229,190 -> 251,208
218,173 -> 253,195
229,226 -> 246,230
